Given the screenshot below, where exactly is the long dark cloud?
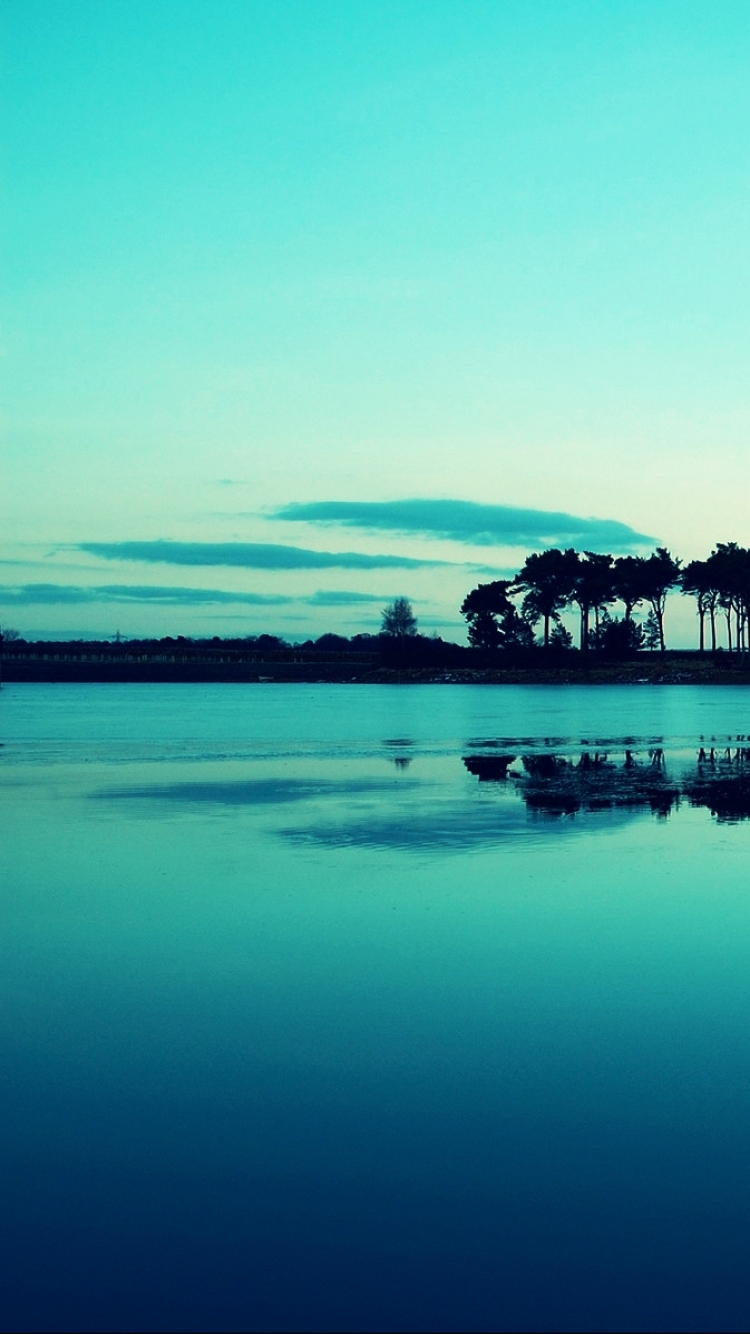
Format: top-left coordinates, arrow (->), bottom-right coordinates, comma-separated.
0,583 -> 294,607
78,540 -> 448,570
0,583 -> 416,611
272,500 -> 655,552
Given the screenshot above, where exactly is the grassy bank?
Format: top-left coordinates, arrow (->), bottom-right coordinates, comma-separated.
3,652 -> 750,685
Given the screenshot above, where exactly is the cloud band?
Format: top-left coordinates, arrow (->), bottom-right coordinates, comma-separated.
78,540 -> 447,570
272,499 -> 654,551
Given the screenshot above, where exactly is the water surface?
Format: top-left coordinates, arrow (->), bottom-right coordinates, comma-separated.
2,684 -> 750,1332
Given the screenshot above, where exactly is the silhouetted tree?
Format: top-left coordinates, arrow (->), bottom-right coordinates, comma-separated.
642,609 -> 661,651
255,634 -> 289,651
571,551 -> 615,650
460,580 -> 515,650
639,548 -> 681,652
380,597 -> 418,639
513,548 -> 578,648
315,633 -> 351,652
467,608 -> 500,650
680,559 -> 718,653
707,543 -> 750,653
734,550 -> 750,654
591,611 -> 643,657
612,555 -> 647,623
500,604 -> 536,649
549,620 -> 573,650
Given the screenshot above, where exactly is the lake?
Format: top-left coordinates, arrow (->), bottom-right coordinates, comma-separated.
2,683 -> 750,1332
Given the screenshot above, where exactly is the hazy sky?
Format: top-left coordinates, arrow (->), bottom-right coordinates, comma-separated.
3,1 -> 749,641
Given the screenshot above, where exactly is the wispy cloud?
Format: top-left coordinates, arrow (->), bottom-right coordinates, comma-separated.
306,590 -> 390,605
272,500 -> 655,552
0,584 -> 294,607
78,541 -> 448,570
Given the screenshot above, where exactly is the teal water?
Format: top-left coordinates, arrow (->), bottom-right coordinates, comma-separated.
2,684 -> 750,1332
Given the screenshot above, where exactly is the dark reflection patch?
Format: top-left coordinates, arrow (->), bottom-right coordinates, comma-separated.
91,776 -> 419,807
279,801 -> 625,852
465,751 -> 679,818
90,744 -> 750,835
464,744 -> 750,823
463,755 -> 517,781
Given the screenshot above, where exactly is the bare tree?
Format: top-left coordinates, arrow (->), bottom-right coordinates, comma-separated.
380,597 -> 418,639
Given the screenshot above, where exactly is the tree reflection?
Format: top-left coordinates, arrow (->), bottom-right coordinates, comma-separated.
685,746 -> 750,821
383,738 -> 415,770
463,745 -> 750,822
463,755 -> 516,782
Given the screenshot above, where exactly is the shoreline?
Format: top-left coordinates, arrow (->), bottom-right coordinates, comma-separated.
3,660 -> 750,686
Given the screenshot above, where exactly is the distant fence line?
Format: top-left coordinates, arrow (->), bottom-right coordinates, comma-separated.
1,646 -> 381,666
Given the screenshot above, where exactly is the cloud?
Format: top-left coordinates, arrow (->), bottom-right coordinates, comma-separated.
0,582 -> 422,612
0,583 -> 294,607
306,590 -> 390,605
78,540 -> 448,570
272,500 -> 655,552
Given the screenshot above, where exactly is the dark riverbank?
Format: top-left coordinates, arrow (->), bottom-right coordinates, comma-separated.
362,661 -> 750,686
3,647 -> 750,685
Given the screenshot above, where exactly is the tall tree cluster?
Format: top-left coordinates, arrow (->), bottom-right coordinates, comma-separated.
461,546 -> 699,652
680,543 -> 750,653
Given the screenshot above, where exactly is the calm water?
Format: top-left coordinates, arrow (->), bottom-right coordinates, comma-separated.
2,683 -> 750,1332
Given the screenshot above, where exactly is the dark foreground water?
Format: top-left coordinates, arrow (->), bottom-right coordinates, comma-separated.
2,683 -> 750,1332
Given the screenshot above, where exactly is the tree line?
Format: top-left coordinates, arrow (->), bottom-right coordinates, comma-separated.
7,541 -> 750,661
461,543 -> 750,654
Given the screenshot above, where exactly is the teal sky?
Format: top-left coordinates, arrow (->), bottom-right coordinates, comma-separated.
3,1 -> 750,642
